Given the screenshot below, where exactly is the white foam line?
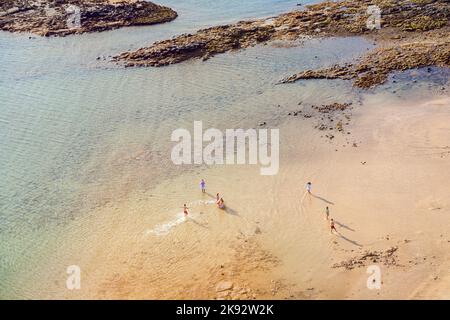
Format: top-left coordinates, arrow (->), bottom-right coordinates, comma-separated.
145,198 -> 216,236
146,213 -> 186,236
145,198 -> 218,237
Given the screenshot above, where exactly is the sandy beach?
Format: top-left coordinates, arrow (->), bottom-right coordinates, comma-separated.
22,89 -> 448,300
0,0 -> 449,300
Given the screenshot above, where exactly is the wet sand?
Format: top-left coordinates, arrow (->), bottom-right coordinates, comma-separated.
31,90 -> 450,300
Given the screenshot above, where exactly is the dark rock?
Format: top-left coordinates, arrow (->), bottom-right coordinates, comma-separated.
0,0 -> 178,36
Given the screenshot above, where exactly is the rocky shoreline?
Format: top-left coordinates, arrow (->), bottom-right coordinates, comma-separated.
281,30 -> 449,88
0,0 -> 177,36
113,0 -> 449,89
332,247 -> 399,270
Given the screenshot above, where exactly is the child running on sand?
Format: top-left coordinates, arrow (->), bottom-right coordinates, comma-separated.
200,179 -> 206,193
330,218 -> 337,234
306,182 -> 312,194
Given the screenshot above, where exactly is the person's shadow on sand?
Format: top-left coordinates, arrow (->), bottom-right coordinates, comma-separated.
339,234 -> 362,247
335,220 -> 355,232
223,206 -> 239,216
310,193 -> 335,205
334,230 -> 362,247
205,192 -> 216,199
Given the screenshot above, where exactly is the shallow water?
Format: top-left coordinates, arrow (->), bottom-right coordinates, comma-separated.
0,0 -> 447,299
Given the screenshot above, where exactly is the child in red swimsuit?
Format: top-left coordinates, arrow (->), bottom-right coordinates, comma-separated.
330,219 -> 337,234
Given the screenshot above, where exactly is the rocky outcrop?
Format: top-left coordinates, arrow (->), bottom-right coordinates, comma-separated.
113,0 -> 449,68
280,38 -> 450,88
332,246 -> 399,270
114,21 -> 279,67
0,0 -> 177,36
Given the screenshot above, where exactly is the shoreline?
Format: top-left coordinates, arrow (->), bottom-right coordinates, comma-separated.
112,0 -> 449,89
14,90 -> 449,300
280,27 -> 449,88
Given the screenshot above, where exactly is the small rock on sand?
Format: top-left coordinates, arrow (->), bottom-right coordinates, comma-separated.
216,281 -> 233,292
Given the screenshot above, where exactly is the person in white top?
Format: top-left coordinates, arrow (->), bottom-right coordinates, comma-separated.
306,182 -> 312,194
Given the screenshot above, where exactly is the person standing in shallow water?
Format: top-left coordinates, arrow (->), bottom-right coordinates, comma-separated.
217,197 -> 225,209
216,193 -> 220,203
183,204 -> 189,216
325,206 -> 330,220
200,179 -> 206,193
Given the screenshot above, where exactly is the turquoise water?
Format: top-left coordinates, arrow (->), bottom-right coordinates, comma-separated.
1,0 -> 445,299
